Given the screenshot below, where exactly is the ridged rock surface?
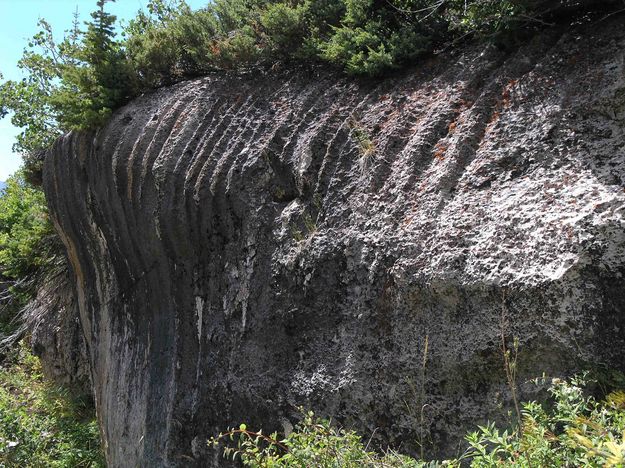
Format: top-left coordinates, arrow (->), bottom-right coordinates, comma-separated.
44,17 -> 625,467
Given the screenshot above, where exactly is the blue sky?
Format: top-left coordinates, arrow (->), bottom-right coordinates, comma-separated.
0,0 -> 206,180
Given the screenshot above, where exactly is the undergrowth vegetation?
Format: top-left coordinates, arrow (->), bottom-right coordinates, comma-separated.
0,341 -> 103,467
0,174 -> 54,285
211,375 -> 625,467
0,172 -> 60,337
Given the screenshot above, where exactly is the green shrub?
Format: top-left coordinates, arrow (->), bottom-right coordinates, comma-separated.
210,410 -> 423,467
260,3 -> 310,53
125,2 -> 227,84
0,174 -> 52,280
211,375 -> 625,467
0,172 -> 59,317
214,26 -> 263,69
0,342 -> 104,467
445,0 -> 526,35
459,374 -> 625,467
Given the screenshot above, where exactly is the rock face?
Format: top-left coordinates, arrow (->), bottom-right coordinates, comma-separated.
44,17 -> 625,467
30,276 -> 91,396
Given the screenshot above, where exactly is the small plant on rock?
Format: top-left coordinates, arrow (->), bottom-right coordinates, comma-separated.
209,409 -> 426,467
348,117 -> 375,159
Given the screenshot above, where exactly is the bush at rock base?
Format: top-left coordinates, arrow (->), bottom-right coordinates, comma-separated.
211,374 -> 625,467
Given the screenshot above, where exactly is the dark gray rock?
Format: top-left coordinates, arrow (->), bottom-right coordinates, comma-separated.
44,17 -> 625,467
30,275 -> 91,397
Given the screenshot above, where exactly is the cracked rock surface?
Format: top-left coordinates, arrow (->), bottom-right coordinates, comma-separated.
44,17 -> 625,467
30,278 -> 91,396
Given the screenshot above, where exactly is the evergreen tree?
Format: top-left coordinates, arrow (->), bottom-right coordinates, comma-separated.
52,0 -> 135,129
85,0 -> 117,65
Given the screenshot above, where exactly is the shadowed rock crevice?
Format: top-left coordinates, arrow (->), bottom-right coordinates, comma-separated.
44,16 -> 625,467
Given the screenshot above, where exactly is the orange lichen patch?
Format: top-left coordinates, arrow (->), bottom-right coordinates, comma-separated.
501,79 -> 519,107
433,142 -> 447,161
401,211 -> 417,227
483,79 -> 522,135
502,89 -> 511,106
448,120 -> 457,134
488,109 -> 501,127
568,53 -> 581,65
455,98 -> 473,112
171,114 -> 186,133
377,107 -> 401,131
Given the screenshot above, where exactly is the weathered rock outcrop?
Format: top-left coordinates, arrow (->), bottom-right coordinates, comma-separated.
30,276 -> 91,396
44,16 -> 625,467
